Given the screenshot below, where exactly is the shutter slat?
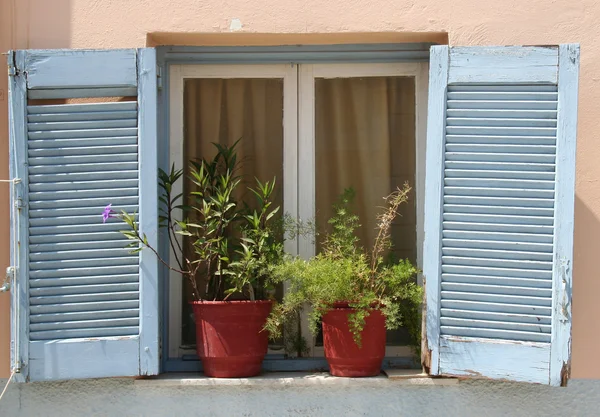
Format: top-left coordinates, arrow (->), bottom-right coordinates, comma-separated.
30,327 -> 138,341
30,231 -> 132,244
444,169 -> 555,180
29,162 -> 139,175
30,239 -> 133,253
441,291 -> 551,307
440,326 -> 551,343
446,110 -> 557,119
30,205 -> 138,219
445,152 -> 555,163
29,300 -> 139,315
30,170 -> 138,183
29,187 -> 138,201
441,282 -> 552,298
441,317 -> 551,334
443,213 -> 554,226
442,221 -> 554,234
440,308 -> 552,325
28,111 -> 138,123
446,91 -> 558,100
29,145 -> 138,157
440,299 -> 552,316
447,100 -> 557,110
446,118 -> 556,127
445,160 -> 555,172
443,230 -> 554,244
30,318 -> 139,332
442,256 -> 552,271
441,274 -> 552,289
30,291 -> 139,305
442,247 -> 552,261
29,256 -> 139,271
442,238 -> 553,253
29,136 -> 138,149
30,308 -> 140,324
29,196 -> 138,210
30,179 -> 138,193
28,119 -> 137,131
30,274 -> 139,288
443,204 -> 555,216
30,248 -> 132,261
29,153 -> 138,165
446,135 -> 556,145
28,127 -> 138,139
444,195 -> 554,208
446,144 -> 556,154
442,265 -> 552,279
30,283 -> 138,297
27,102 -> 137,114
444,186 -> 554,198
30,223 -> 131,236
29,265 -> 139,279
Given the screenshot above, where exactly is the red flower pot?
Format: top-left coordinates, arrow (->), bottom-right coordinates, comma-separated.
322,303 -> 386,377
191,300 -> 273,378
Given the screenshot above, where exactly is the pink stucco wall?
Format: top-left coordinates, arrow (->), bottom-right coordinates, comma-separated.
0,0 -> 598,379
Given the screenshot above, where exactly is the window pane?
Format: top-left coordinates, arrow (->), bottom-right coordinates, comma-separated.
182,78 -> 284,346
315,76 -> 416,346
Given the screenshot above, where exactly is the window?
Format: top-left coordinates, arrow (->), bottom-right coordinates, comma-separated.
168,62 -> 427,359
7,44 -> 578,386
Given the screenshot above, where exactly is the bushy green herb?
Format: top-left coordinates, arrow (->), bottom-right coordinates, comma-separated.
265,184 -> 422,350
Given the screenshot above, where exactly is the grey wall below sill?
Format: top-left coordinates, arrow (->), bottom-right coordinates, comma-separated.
0,378 -> 599,416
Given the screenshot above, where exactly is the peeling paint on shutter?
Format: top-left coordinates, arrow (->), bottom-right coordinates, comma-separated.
424,45 -> 579,386
8,48 -> 159,382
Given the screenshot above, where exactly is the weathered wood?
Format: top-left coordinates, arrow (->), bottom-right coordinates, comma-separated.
423,45 -> 449,376
439,336 -> 550,384
25,49 -> 137,90
448,46 -> 558,84
549,43 -> 579,387
137,47 -> 160,376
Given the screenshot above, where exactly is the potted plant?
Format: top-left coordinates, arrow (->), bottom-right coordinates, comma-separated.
104,141 -> 282,377
265,185 -> 422,377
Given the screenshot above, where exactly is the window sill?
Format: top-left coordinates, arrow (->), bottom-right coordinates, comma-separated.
134,370 -> 458,387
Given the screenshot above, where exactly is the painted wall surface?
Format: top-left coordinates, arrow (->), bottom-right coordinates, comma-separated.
0,0 -> 599,385
1,377 -> 600,416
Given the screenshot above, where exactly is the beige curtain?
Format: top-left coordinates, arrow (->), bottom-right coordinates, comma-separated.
315,76 -> 416,262
184,78 -> 284,206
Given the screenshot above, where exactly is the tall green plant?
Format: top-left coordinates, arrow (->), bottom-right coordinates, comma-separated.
105,140 -> 282,301
265,183 -> 422,348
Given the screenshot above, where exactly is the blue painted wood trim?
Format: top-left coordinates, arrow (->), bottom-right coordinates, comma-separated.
550,44 -> 579,387
422,45 -> 449,376
8,50 -> 30,383
138,48 -> 160,376
158,43 -> 432,64
164,356 -> 419,373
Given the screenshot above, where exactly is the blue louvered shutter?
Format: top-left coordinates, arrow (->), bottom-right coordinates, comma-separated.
423,45 -> 579,386
7,49 -> 159,381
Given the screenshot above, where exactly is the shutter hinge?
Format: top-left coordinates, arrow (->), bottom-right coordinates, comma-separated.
1,266 -> 15,293
157,65 -> 163,90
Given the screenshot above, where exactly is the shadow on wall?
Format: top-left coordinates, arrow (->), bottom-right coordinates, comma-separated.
571,195 -> 600,379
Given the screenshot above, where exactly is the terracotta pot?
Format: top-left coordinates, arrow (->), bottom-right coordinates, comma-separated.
322,303 -> 386,377
191,300 -> 273,378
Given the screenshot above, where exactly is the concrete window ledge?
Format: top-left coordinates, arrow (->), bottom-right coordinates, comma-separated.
134,370 -> 458,387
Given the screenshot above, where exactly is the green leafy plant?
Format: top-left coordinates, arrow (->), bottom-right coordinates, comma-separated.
104,140 -> 283,301
264,183 -> 422,349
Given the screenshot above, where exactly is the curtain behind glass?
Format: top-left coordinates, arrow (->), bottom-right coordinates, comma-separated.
315,76 -> 416,263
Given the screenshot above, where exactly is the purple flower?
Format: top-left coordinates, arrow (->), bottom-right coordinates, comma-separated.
102,204 -> 115,223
